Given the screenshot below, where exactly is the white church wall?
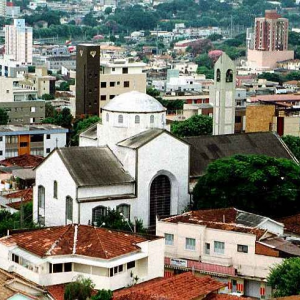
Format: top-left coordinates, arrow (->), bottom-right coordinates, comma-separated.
78,184 -> 135,200
79,136 -> 98,147
114,147 -> 137,178
136,133 -> 190,226
33,151 -> 77,226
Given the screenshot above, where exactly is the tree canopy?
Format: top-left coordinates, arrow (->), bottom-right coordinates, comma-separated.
0,108 -> 9,125
268,258 -> 300,297
282,135 -> 300,162
64,276 -> 94,300
42,107 -> 73,128
193,154 -> 300,218
171,115 -> 213,137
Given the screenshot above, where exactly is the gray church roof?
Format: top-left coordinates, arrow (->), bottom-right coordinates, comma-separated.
57,147 -> 134,187
80,123 -> 98,140
185,132 -> 296,178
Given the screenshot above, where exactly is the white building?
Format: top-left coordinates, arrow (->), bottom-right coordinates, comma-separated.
166,76 -> 202,93
156,207 -> 300,298
0,0 -> 6,17
33,91 -> 190,228
5,19 -> 33,64
0,224 -> 164,290
0,124 -> 68,160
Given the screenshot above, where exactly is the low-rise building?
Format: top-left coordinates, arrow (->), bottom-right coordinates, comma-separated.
0,124 -> 68,159
156,208 -> 300,298
0,224 -> 164,290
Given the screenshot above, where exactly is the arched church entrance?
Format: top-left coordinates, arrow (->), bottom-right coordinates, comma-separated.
149,175 -> 171,228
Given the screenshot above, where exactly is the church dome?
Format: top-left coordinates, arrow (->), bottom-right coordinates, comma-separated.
103,91 -> 166,113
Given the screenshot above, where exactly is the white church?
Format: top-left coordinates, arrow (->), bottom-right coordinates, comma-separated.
33,91 -> 190,228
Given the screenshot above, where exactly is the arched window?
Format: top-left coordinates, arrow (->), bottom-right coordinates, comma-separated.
38,185 -> 45,226
150,115 -> 154,124
161,114 -> 165,124
216,69 -> 221,82
92,206 -> 107,224
118,115 -> 123,123
53,181 -> 57,199
66,196 -> 73,223
117,204 -> 130,220
106,113 -> 109,122
135,115 -> 140,124
226,69 -> 233,82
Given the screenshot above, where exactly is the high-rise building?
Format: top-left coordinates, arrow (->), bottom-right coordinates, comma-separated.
0,0 -> 6,17
76,44 -> 100,116
5,19 -> 33,64
253,10 -> 288,51
211,53 -> 236,135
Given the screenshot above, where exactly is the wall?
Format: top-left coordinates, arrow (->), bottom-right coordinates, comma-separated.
33,151 -> 77,226
137,133 -> 190,226
283,116 -> 300,137
43,133 -> 67,157
245,105 -> 275,133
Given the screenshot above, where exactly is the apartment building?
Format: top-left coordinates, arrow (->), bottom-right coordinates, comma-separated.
0,124 -> 68,159
99,59 -> 146,110
5,19 -> 33,64
156,208 -> 300,299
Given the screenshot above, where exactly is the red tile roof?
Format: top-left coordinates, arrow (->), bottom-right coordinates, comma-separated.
47,284 -> 65,300
205,294 -> 253,300
162,209 -> 267,239
278,214 -> 300,235
5,188 -> 33,210
0,154 -> 44,168
0,224 -> 153,259
250,94 -> 300,103
113,273 -> 226,300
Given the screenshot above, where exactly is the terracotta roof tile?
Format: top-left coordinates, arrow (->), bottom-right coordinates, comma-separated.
47,284 -> 65,300
113,273 -> 226,300
162,209 -> 267,239
0,154 -> 44,168
5,188 -> 33,210
205,294 -> 253,300
0,225 -> 151,259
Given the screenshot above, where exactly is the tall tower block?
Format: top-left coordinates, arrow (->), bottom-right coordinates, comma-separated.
76,44 -> 100,116
211,53 -> 236,135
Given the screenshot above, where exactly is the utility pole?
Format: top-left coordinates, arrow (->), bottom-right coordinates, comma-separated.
20,196 -> 24,228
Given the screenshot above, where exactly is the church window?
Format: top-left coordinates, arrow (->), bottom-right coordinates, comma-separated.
226,69 -> 233,82
117,204 -> 130,220
66,196 -> 73,223
135,115 -> 140,124
53,181 -> 57,199
92,206 -> 107,225
216,69 -> 221,82
38,185 -> 45,226
118,115 -> 123,123
150,115 -> 154,124
106,113 -> 109,122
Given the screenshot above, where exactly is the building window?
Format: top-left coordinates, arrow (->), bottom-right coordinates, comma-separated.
53,263 -> 63,273
101,82 -> 107,88
38,186 -> 45,209
235,116 -> 242,123
92,205 -> 107,224
30,107 -> 36,112
0,137 -> 2,142
226,69 -> 233,82
185,238 -> 196,250
20,142 -> 28,148
110,82 -> 115,87
237,244 -> 248,253
66,196 -> 73,223
165,233 -> 174,246
205,243 -> 210,255
124,81 -> 130,88
216,69 -> 221,82
53,181 -> 58,199
109,95 -> 115,100
117,204 -> 130,220
109,264 -> 124,277
118,115 -> 123,123
214,241 -> 225,254
106,113 -> 109,122
46,134 -> 50,139
12,253 -> 19,264
135,115 -> 140,124
150,115 -> 154,124
46,148 -> 51,154
100,95 -> 106,101
122,68 -> 128,74
127,261 -> 135,269
112,67 -> 115,71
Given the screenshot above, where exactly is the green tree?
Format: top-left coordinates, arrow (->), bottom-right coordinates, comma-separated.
171,115 -> 213,137
95,208 -> 145,233
91,289 -> 113,300
282,135 -> 300,161
71,116 -> 101,146
0,108 -> 9,125
42,108 -> 73,129
59,82 -> 70,91
104,7 -> 113,15
268,258 -> 300,297
64,276 -> 94,300
193,154 -> 300,218
258,72 -> 283,84
42,94 -> 55,100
